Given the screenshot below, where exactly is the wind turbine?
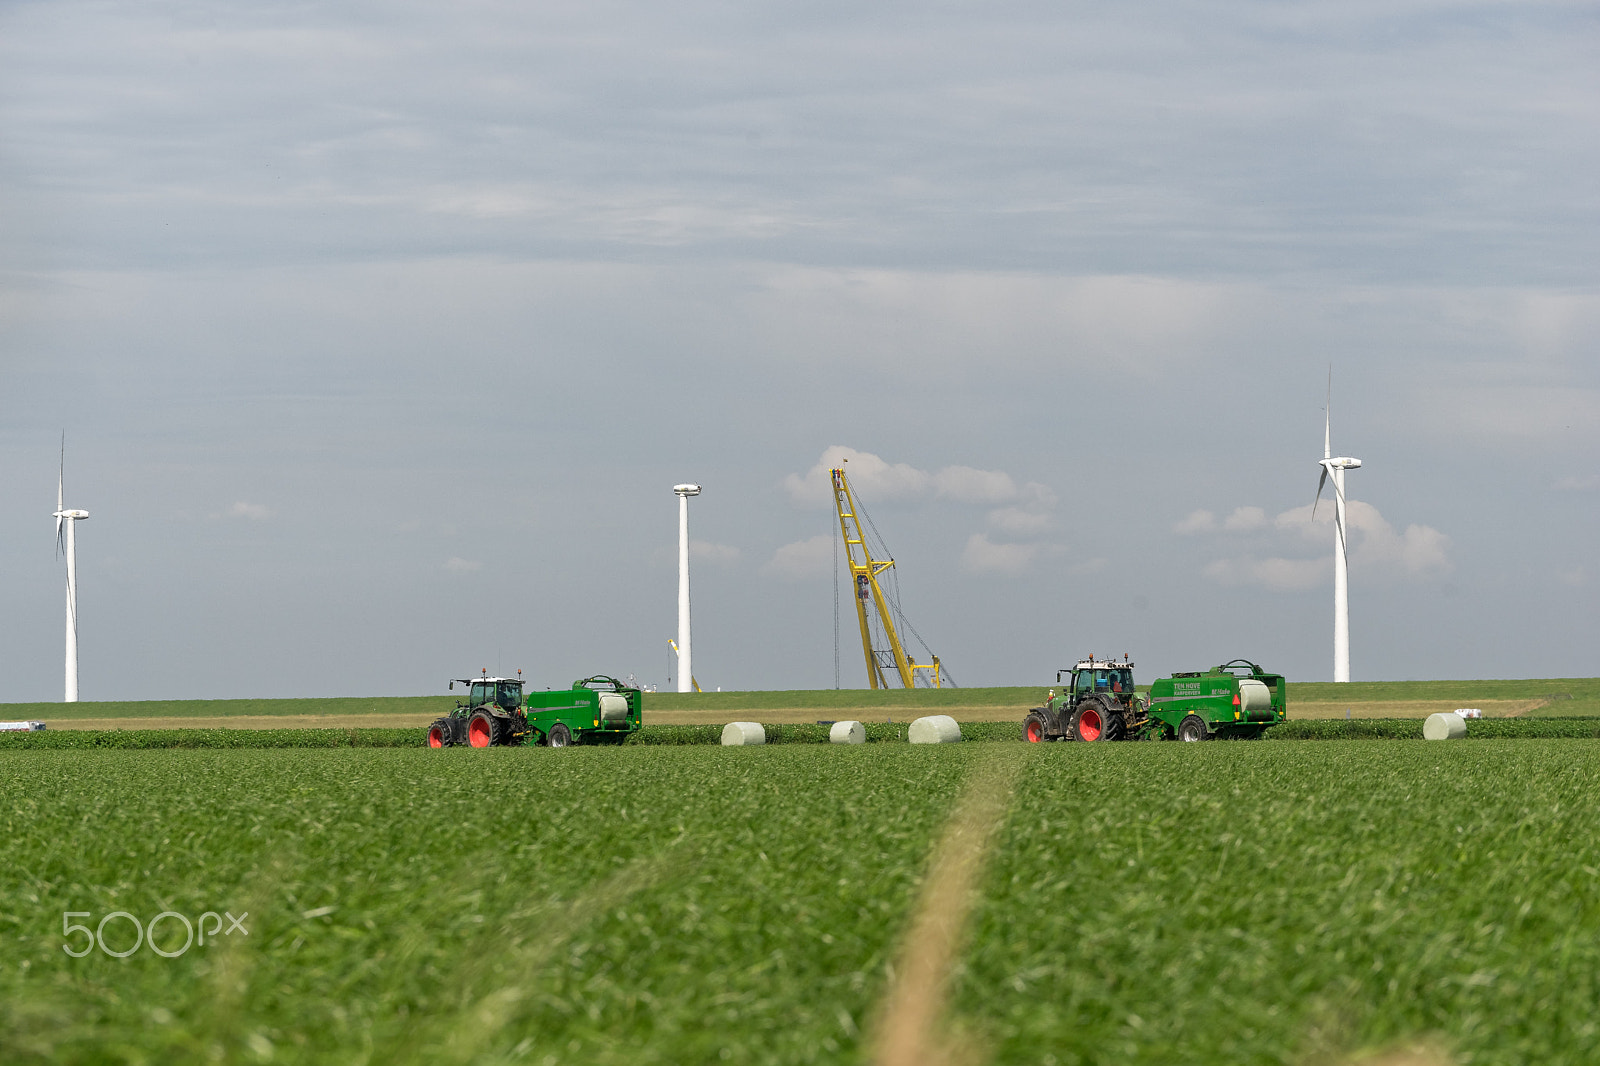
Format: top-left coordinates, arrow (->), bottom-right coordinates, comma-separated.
673,483 -> 701,694
1313,381 -> 1361,683
52,438 -> 90,702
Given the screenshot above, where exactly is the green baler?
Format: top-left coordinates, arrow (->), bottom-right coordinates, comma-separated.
1145,659 -> 1286,741
523,675 -> 642,747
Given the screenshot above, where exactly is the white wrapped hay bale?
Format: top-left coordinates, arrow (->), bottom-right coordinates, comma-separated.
721,721 -> 766,746
908,715 -> 962,744
829,720 -> 866,745
1424,712 -> 1467,741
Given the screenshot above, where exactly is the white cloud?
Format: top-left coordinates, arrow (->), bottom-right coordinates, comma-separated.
783,446 -> 933,507
933,465 -> 1018,504
1176,505 -> 1267,534
443,557 -> 481,573
1208,498 -> 1451,589
1276,500 -> 1451,577
782,447 -> 1062,575
762,535 -> 834,582
988,506 -> 1052,535
222,500 -> 271,520
1223,506 -> 1267,532
961,534 -> 1039,576
1174,509 -> 1217,535
1203,556 -> 1327,592
691,540 -> 741,564
782,446 -> 1047,510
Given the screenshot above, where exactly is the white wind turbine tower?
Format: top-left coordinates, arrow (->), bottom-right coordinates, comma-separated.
53,439 -> 91,702
673,483 -> 701,693
1313,384 -> 1362,683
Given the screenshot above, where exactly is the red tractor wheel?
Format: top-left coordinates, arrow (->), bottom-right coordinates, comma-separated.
427,724 -> 445,748
1023,711 -> 1048,743
468,711 -> 496,748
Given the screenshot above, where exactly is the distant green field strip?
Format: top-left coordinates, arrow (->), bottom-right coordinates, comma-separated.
0,695 -> 457,721
1288,676 -> 1600,703
3,678 -> 1596,722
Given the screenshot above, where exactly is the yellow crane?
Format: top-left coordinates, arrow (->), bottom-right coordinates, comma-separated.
831,466 -> 944,689
667,639 -> 702,693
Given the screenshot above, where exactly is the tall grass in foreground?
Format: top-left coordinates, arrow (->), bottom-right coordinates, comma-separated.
3,743 -> 1599,1064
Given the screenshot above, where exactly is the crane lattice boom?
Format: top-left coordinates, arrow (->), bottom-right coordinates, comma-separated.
831,467 -> 943,689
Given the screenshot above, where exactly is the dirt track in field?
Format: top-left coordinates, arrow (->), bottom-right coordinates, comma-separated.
41,705 -> 1034,731
646,704 -> 1032,725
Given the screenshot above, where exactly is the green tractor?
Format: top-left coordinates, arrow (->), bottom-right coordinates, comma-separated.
1023,655 -> 1141,742
428,674 -> 530,748
1022,656 -> 1286,742
427,673 -> 642,748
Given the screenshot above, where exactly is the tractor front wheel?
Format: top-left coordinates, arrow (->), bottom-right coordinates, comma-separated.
1178,715 -> 1208,742
427,719 -> 452,748
548,723 -> 572,748
468,710 -> 501,748
1023,711 -> 1050,743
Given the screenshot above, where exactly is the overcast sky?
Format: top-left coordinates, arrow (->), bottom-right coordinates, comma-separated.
2,1 -> 1596,701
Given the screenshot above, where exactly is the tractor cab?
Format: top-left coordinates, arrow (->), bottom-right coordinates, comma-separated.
1075,666 -> 1134,695
1057,657 -> 1137,708
451,676 -> 524,712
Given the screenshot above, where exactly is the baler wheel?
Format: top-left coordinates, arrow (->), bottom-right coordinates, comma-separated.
548,723 -> 572,748
1023,712 -> 1048,743
468,710 -> 500,748
1178,715 -> 1208,742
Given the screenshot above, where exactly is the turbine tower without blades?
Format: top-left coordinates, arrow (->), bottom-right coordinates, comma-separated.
673,483 -> 701,694
53,437 -> 90,702
1313,382 -> 1361,683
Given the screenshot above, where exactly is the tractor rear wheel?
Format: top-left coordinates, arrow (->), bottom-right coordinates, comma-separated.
1178,715 -> 1208,742
468,710 -> 501,748
1023,711 -> 1049,743
548,723 -> 572,748
1073,700 -> 1125,743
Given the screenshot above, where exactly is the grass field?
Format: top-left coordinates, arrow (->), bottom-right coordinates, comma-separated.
5,677 -> 1599,731
3,741 -> 1599,1064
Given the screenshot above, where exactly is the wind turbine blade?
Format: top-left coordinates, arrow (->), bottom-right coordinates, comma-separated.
1312,466 -> 1328,519
1322,367 -> 1334,462
56,432 -> 65,556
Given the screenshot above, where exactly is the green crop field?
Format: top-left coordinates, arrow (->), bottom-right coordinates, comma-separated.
4,677 -> 1598,731
3,741 -> 1599,1064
